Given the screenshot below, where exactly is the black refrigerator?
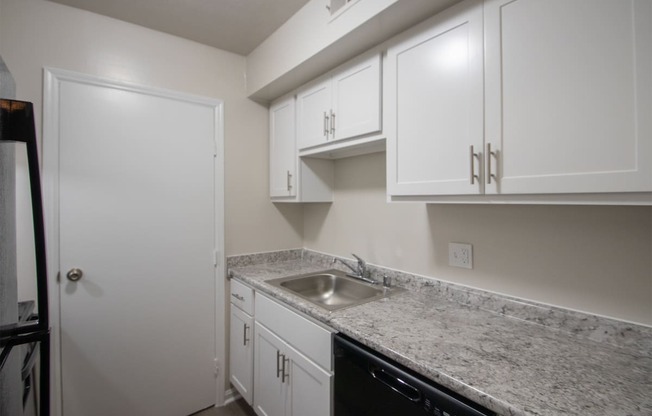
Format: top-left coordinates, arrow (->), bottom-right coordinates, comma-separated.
0,99 -> 50,416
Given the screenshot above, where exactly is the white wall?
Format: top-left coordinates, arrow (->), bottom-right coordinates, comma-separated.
0,0 -> 303,263
0,0 -> 304,410
304,152 -> 652,325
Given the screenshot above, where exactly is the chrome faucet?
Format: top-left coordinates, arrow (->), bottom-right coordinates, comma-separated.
332,254 -> 377,285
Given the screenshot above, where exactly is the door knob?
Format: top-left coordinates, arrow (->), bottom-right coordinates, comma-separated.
66,268 -> 83,282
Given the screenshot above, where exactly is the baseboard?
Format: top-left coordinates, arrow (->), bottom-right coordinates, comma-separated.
223,388 -> 241,406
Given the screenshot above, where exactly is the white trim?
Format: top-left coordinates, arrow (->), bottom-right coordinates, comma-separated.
212,84 -> 227,408
42,67 -> 227,415
42,68 -> 62,416
223,388 -> 241,406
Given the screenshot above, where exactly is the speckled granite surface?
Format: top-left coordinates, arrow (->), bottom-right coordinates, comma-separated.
227,250 -> 652,416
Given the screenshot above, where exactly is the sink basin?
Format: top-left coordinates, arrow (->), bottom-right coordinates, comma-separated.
267,269 -> 404,311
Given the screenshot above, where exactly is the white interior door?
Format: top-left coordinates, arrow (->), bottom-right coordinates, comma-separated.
52,74 -> 221,416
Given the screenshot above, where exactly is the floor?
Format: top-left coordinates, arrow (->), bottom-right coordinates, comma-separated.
192,399 -> 257,416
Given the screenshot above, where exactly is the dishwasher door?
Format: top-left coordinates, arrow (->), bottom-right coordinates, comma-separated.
333,334 -> 495,416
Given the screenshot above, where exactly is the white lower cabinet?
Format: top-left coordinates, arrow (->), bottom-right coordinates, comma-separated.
253,323 -> 331,416
230,306 -> 254,405
229,280 -> 334,416
229,280 -> 255,405
253,293 -> 334,416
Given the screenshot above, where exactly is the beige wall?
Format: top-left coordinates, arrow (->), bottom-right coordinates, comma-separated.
246,0 -> 462,101
246,0 -> 396,99
304,152 -> 652,325
2,0 -> 649,328
0,0 -> 303,258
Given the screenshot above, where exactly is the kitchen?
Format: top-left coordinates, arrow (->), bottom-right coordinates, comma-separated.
0,0 -> 650,415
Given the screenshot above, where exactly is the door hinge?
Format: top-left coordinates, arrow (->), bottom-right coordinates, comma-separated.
213,250 -> 220,267
56,271 -> 61,283
214,358 -> 220,377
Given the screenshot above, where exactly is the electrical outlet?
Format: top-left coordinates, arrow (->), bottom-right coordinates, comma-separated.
449,243 -> 473,269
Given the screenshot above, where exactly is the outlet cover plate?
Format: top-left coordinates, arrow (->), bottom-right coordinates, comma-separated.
449,242 -> 473,269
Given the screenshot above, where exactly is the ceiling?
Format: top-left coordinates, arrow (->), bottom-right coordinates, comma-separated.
46,0 -> 311,56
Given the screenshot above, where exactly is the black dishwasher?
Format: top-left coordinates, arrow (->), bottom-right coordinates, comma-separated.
334,334 -> 495,416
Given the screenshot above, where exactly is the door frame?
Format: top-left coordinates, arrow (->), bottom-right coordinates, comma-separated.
42,67 -> 226,416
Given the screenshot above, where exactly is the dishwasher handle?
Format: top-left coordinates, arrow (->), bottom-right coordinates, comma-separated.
369,363 -> 421,402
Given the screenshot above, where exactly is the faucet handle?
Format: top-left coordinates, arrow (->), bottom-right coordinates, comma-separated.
351,253 -> 366,267
351,253 -> 369,278
383,274 -> 392,288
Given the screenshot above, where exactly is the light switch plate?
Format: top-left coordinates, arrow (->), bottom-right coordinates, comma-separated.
449,242 -> 473,269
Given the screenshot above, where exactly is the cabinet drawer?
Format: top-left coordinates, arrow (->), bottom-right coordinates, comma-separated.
230,279 -> 254,315
255,293 -> 334,371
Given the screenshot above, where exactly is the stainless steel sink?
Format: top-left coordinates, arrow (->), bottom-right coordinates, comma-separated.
267,269 -> 404,311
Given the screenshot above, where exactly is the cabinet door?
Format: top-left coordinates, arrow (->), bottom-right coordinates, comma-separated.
485,0 -> 652,194
296,78 -> 331,149
229,306 -> 254,405
270,97 -> 297,198
331,53 -> 381,142
286,346 -> 332,416
253,323 -> 287,416
385,0 -> 484,196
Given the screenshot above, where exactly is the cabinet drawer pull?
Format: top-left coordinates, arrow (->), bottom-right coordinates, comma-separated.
286,170 -> 292,191
243,323 -> 249,346
323,112 -> 329,138
231,293 -> 244,301
276,350 -> 283,378
282,356 -> 290,383
470,145 -> 480,185
486,143 -> 497,184
330,110 -> 335,136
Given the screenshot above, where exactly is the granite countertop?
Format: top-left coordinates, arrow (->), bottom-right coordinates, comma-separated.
228,250 -> 652,416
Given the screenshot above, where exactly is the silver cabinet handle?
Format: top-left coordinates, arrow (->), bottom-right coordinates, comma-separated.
323,111 -> 329,138
231,293 -> 244,301
470,145 -> 480,185
281,356 -> 289,383
66,268 -> 83,282
243,323 -> 250,346
486,143 -> 497,184
286,170 -> 292,191
276,350 -> 283,378
330,110 -> 335,136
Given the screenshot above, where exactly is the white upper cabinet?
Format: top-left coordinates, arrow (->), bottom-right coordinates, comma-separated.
484,0 -> 652,195
297,51 -> 382,150
296,78 -> 332,150
385,0 -> 484,196
331,52 -> 382,142
386,0 -> 651,203
270,96 -> 297,198
269,95 -> 334,203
